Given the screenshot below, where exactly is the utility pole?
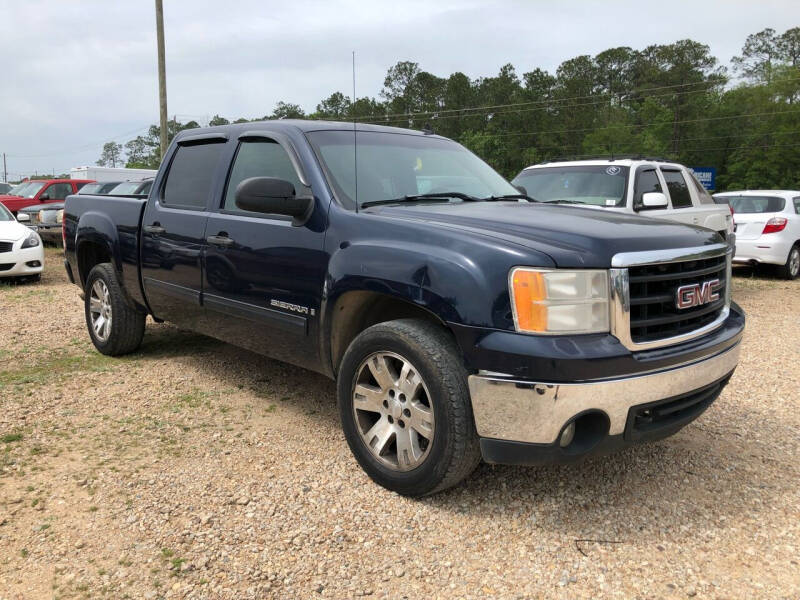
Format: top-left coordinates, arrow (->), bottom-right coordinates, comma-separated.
2,153 -> 6,183
155,0 -> 168,162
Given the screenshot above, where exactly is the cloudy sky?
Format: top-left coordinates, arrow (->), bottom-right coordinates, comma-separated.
1,0 -> 797,179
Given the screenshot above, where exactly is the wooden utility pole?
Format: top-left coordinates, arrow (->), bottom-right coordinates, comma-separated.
2,153 -> 6,183
155,0 -> 168,161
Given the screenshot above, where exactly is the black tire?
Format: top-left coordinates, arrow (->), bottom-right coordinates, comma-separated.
777,244 -> 800,280
84,263 -> 145,356
337,319 -> 480,497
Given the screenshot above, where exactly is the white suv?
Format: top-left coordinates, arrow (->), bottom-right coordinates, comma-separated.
512,158 -> 733,241
713,190 -> 800,279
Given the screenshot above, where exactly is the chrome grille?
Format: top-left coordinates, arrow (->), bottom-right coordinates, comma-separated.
610,244 -> 731,351
628,254 -> 727,343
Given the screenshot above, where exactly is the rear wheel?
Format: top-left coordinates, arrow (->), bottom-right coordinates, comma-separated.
84,263 -> 145,355
337,319 -> 480,496
777,244 -> 800,280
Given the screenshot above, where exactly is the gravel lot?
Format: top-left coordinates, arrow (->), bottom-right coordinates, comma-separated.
0,246 -> 798,600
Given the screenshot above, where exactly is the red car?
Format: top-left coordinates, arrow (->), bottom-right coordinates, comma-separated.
0,179 -> 94,215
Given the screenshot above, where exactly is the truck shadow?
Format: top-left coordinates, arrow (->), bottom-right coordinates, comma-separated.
130,324 -> 794,548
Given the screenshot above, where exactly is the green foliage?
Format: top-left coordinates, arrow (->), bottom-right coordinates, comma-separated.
110,26 -> 800,190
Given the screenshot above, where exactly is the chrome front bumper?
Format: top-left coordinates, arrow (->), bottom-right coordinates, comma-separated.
468,342 -> 741,445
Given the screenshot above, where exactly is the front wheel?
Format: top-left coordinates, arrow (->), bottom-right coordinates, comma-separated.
84,263 -> 145,355
337,319 -> 480,496
777,244 -> 800,280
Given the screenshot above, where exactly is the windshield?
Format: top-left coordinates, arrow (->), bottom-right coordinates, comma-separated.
0,202 -> 13,221
307,130 -> 519,208
7,182 -> 32,196
110,181 -> 144,195
20,182 -> 45,198
512,165 -> 630,206
725,195 -> 785,213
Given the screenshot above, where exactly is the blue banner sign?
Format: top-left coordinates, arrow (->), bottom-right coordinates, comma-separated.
689,167 -> 716,191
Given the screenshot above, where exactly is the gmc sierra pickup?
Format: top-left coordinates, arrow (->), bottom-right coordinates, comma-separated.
64,121 -> 745,496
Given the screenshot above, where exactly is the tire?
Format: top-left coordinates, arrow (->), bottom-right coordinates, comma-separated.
337,319 -> 480,496
777,244 -> 800,280
84,263 -> 145,356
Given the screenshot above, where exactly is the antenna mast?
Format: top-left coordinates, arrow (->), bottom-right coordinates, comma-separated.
352,51 -> 358,211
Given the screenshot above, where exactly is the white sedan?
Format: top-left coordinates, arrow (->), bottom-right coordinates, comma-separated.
714,190 -> 800,280
0,201 -> 44,281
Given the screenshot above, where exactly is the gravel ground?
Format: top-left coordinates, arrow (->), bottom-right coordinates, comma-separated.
0,247 -> 798,600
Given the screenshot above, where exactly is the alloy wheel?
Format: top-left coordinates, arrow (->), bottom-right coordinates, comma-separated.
352,352 -> 435,471
89,279 -> 112,342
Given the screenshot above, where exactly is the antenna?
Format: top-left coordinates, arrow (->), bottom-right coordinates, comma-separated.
352,50 -> 358,212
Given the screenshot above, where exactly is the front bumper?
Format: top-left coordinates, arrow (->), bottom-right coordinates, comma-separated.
732,236 -> 792,266
0,243 -> 45,278
469,341 -> 739,446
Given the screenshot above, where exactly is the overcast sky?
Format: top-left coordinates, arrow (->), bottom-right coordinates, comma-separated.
1,0 -> 798,179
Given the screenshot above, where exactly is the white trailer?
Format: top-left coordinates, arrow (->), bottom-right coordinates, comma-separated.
69,166 -> 157,182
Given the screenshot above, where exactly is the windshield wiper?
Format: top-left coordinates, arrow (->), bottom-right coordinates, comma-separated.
542,199 -> 589,205
361,192 -> 478,209
481,194 -> 538,203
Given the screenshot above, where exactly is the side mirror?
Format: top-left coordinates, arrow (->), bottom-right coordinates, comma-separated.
39,193 -> 50,201
638,192 -> 668,210
16,212 -> 30,222
234,177 -> 313,226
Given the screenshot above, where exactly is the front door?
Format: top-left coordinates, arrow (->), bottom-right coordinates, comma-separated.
202,134 -> 327,371
140,139 -> 226,328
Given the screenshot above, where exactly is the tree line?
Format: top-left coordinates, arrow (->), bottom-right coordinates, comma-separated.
98,26 -> 800,191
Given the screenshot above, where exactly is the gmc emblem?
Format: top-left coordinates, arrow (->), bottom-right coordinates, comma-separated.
676,279 -> 721,310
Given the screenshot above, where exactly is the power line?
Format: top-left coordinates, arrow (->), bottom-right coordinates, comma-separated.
454,108 -> 800,141
6,125 -> 151,159
352,74 -> 800,122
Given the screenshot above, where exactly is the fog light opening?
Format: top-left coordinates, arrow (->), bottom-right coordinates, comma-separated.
26,260 -> 41,268
559,411 -> 610,456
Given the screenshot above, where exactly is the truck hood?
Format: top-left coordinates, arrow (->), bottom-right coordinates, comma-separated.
366,202 -> 722,268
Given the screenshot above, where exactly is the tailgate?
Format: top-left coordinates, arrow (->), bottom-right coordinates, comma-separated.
733,213 -> 772,240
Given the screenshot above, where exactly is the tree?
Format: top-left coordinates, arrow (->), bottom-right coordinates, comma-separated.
96,142 -> 123,168
732,28 -> 780,83
209,114 -> 230,126
268,102 -> 305,120
315,92 -> 351,119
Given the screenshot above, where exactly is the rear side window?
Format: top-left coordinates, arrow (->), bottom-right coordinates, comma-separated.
688,172 -> 714,204
162,143 -> 225,208
633,168 -> 662,209
661,170 -> 693,208
793,197 -> 800,214
223,140 -> 303,213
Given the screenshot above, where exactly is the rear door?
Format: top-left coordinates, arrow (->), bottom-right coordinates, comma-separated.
201,132 -> 327,370
140,136 -> 227,328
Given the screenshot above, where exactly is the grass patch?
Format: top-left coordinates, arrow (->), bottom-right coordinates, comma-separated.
1,433 -> 23,443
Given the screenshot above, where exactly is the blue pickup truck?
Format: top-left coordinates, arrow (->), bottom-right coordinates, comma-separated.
63,121 -> 745,496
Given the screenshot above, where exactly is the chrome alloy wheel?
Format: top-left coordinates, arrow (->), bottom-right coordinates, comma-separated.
790,248 -> 800,278
89,279 -> 112,342
352,352 -> 435,471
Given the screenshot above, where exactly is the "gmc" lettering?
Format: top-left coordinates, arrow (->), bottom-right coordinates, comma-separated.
675,279 -> 721,310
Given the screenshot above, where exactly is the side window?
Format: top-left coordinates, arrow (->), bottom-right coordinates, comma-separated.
44,183 -> 73,200
162,142 -> 225,208
634,168 -> 662,209
223,140 -> 303,213
74,182 -> 88,191
688,171 -> 714,204
794,197 -> 800,214
661,169 -> 693,208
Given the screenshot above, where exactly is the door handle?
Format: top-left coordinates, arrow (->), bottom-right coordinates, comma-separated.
206,235 -> 234,248
144,223 -> 166,234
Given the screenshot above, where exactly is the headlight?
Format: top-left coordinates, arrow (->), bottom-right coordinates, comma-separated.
509,268 -> 609,334
21,232 -> 40,249
56,209 -> 64,224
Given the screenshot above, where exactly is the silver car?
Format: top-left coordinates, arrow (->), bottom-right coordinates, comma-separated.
714,190 -> 800,279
